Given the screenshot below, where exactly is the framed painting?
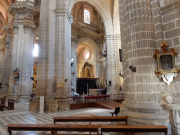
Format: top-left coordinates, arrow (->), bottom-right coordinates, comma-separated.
157,53 -> 176,73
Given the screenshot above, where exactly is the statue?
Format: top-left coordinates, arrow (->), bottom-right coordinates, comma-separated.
81,62 -> 93,78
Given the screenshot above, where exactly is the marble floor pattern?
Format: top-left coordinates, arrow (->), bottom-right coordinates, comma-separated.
0,103 -> 120,135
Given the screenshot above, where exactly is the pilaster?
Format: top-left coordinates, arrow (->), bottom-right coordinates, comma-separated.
7,0 -> 38,102
1,29 -> 12,96
106,35 -> 120,99
54,4 -> 73,98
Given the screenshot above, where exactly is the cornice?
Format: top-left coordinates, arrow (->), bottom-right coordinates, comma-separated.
9,1 -> 40,15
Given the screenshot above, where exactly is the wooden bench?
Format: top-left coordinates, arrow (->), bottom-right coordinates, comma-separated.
7,124 -> 100,135
101,125 -> 168,135
53,116 -> 128,125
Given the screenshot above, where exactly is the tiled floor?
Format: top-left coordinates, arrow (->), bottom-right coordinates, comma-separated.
0,103 -> 120,135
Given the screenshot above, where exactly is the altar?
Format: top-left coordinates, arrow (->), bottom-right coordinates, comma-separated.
89,88 -> 103,95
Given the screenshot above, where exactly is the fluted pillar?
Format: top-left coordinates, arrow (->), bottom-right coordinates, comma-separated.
1,31 -> 12,96
106,35 -> 121,99
55,0 -> 72,97
7,0 -> 38,102
119,0 -> 169,127
0,42 -> 5,89
71,40 -> 77,92
54,0 -> 72,110
19,25 -> 35,102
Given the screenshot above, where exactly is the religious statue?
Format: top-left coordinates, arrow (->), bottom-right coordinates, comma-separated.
81,62 -> 93,78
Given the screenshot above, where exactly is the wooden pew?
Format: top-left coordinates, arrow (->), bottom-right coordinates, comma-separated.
7,99 -> 15,110
53,116 -> 128,125
101,125 -> 168,135
1,97 -> 6,106
7,124 -> 100,135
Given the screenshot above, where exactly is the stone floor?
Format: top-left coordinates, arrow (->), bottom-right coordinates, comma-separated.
0,103 -> 119,135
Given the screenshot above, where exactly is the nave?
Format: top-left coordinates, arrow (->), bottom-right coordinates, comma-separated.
0,103 -> 117,135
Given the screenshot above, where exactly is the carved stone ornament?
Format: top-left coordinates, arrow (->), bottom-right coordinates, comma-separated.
153,41 -> 180,85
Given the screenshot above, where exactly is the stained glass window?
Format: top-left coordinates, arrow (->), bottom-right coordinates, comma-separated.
84,9 -> 90,24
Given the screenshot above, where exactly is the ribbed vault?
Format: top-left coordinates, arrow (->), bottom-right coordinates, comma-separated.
0,0 -> 14,30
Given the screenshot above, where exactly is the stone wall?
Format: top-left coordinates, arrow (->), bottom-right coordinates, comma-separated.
160,1 -> 180,103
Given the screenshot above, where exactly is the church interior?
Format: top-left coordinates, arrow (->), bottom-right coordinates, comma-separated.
0,0 -> 180,135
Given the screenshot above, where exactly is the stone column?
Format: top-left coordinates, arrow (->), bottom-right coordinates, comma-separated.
106,35 -> 119,99
30,0 -> 56,112
119,0 -> 169,127
0,43 -> 5,87
35,0 -> 49,98
71,40 -> 77,92
19,24 -> 35,102
7,23 -> 20,101
7,0 -> 38,102
54,0 -> 72,110
1,31 -> 12,96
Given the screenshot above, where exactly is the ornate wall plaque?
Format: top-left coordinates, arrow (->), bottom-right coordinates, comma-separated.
153,41 -> 180,85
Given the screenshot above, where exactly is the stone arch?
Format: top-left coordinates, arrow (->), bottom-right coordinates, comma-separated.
67,0 -> 113,35
76,37 -> 100,78
77,37 -> 99,60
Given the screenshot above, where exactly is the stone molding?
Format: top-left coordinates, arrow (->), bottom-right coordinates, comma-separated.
9,1 -> 40,15
55,9 -> 73,24
23,21 -> 36,32
0,42 -> 5,51
122,100 -> 163,112
160,1 -> 180,15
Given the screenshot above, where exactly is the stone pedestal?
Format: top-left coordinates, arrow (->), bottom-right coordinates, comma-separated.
29,96 -> 72,113
48,100 -> 58,113
166,104 -> 180,135
29,100 -> 40,113
56,97 -> 72,111
108,93 -> 118,100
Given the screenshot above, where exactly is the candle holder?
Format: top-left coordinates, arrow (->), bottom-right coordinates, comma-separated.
129,65 -> 136,72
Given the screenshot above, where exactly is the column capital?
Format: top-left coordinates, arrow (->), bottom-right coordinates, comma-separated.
0,42 -> 5,51
4,27 -> 12,46
23,21 -> 36,32
55,9 -> 73,24
12,23 -> 19,33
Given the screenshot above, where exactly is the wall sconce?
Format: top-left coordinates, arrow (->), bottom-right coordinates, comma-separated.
129,65 -> 136,72
5,83 -> 9,87
119,70 -> 123,77
71,57 -> 74,66
72,72 -> 75,76
109,81 -> 111,86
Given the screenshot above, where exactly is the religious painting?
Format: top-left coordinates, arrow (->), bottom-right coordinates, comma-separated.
157,53 -> 176,73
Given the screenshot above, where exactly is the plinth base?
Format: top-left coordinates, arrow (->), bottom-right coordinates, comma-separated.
119,100 -> 171,135
29,96 -> 72,113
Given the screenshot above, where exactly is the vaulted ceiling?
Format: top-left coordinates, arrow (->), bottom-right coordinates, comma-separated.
0,0 -> 14,30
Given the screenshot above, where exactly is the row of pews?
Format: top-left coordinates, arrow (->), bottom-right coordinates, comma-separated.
7,116 -> 168,135
0,96 -> 15,111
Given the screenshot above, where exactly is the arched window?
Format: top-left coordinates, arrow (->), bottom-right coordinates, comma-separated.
33,44 -> 39,57
84,9 -> 90,24
84,50 -> 90,60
